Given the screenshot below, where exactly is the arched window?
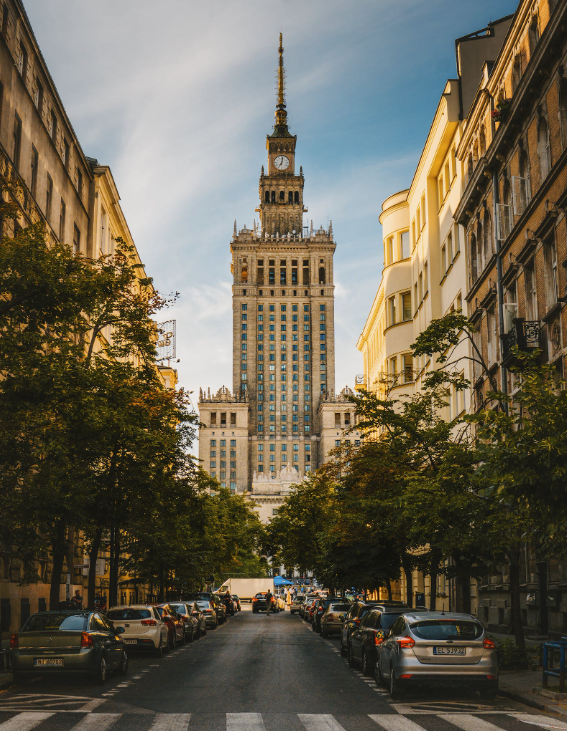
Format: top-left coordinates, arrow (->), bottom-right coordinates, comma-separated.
512,55 -> 522,92
288,191 -> 293,203
477,221 -> 484,272
480,127 -> 486,156
470,233 -> 478,283
271,191 -> 276,203
483,212 -> 493,264
538,117 -> 551,180
294,191 -> 299,204
279,190 -> 285,201
559,77 -> 567,149
319,267 -> 326,285
265,191 -> 270,203
529,17 -> 540,54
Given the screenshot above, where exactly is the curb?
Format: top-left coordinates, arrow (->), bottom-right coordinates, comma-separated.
500,687 -> 567,715
0,674 -> 13,690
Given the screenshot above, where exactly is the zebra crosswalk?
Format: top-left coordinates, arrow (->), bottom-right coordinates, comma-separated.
0,711 -> 566,731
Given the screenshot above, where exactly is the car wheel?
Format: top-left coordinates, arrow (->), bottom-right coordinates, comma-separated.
322,627 -> 328,638
362,651 -> 372,676
155,639 -> 164,657
348,645 -> 356,668
389,667 -> 403,701
181,631 -> 187,645
94,655 -> 107,685
118,651 -> 129,676
202,625 -> 207,636
340,640 -> 346,657
168,635 -> 175,651
188,628 -> 194,643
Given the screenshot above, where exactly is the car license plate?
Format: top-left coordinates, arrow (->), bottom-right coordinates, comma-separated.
123,639 -> 138,645
34,658 -> 64,666
433,646 -> 466,655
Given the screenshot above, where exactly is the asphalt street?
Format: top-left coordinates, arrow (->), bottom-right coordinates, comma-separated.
0,608 -> 566,730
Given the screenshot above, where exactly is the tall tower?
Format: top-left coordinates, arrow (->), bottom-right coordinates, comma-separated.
199,36 -> 336,521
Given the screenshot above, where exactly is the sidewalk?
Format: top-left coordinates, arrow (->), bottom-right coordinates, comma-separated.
500,670 -> 567,716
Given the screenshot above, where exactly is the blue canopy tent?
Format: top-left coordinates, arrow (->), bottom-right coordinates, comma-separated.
273,576 -> 293,586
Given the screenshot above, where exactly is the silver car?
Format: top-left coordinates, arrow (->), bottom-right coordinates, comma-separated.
376,611 -> 498,700
290,596 -> 305,615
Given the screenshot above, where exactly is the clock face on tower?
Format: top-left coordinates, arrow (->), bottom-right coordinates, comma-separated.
274,155 -> 290,170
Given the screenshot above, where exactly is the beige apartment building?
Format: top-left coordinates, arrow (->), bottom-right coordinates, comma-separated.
198,37 -> 355,523
358,15 -> 515,611
0,0 -> 172,637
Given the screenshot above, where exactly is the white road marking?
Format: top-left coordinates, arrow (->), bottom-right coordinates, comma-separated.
69,714 -> 121,730
0,714 -> 54,730
80,699 -> 106,713
508,716 -> 567,729
439,715 -> 508,730
369,716 -> 427,730
227,713 -> 266,731
148,713 -> 192,730
299,714 -> 347,731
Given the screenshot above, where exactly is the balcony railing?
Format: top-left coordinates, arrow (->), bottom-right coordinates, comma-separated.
502,318 -> 540,363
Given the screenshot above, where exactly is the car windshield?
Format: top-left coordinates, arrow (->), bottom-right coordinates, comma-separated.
170,604 -> 187,614
196,601 -> 210,609
328,604 -> 350,612
107,609 -> 152,621
24,613 -> 87,632
410,619 -> 483,641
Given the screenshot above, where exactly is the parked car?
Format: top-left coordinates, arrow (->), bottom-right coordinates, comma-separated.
107,605 -> 169,656
340,601 -> 409,657
169,602 -> 201,642
376,611 -> 498,700
10,610 -> 128,685
313,598 -> 342,633
232,595 -> 242,612
300,594 -> 319,619
348,606 -> 426,674
154,604 -> 185,649
252,592 -> 278,613
194,599 -> 219,629
306,598 -> 319,624
320,602 -> 351,638
290,595 -> 305,615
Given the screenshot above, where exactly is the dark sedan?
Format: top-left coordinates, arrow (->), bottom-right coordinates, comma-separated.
252,592 -> 278,613
340,601 -> 408,656
9,611 -> 128,685
169,602 -> 202,641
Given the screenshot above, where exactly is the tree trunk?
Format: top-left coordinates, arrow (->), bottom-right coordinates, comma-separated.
509,549 -> 525,649
401,556 -> 413,606
87,528 -> 103,609
537,560 -> 549,638
109,527 -> 120,607
49,521 -> 67,610
158,566 -> 164,603
429,569 -> 437,611
386,579 -> 392,601
459,576 -> 471,613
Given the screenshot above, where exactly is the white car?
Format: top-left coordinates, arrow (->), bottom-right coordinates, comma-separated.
107,605 -> 169,657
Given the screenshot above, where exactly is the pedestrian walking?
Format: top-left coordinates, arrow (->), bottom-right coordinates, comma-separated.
285,590 -> 292,609
266,589 -> 273,616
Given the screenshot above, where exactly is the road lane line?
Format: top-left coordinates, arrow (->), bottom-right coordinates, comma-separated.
0,714 -> 55,730
438,715 -> 507,730
227,713 -> 266,731
508,715 -> 567,729
148,713 -> 191,730
298,714 -> 347,731
69,714 -> 121,730
369,715 -> 426,731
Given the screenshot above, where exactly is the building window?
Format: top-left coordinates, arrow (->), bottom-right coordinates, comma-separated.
34,78 -> 44,114
76,167 -> 83,198
403,355 -> 413,383
487,307 -> 496,366
59,199 -> 66,242
401,230 -> 410,259
389,357 -> 397,378
538,118 -> 551,181
386,236 -> 394,264
544,236 -> 558,310
45,173 -> 53,221
13,113 -> 22,169
17,41 -> 28,79
388,296 -> 396,326
73,224 -> 80,255
49,110 -> 57,142
30,145 -> 38,197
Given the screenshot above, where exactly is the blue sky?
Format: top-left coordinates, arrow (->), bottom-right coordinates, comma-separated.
26,0 -> 518,406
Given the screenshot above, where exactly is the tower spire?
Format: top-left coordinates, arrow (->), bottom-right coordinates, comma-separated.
271,33 -> 291,137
